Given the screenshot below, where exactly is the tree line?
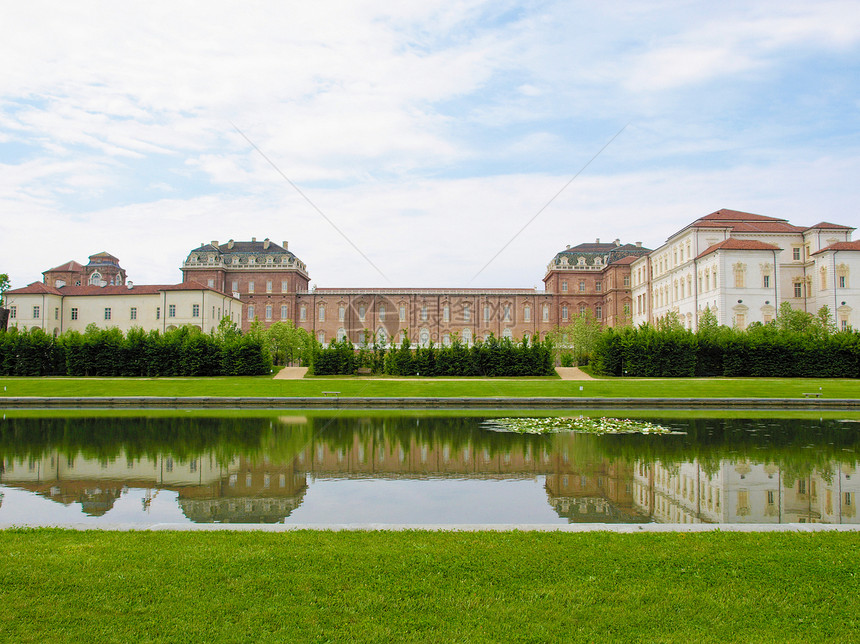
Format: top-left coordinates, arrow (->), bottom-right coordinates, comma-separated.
311,333 -> 555,376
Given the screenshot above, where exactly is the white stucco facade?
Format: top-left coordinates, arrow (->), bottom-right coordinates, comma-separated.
631,209 -> 858,330
5,282 -> 242,336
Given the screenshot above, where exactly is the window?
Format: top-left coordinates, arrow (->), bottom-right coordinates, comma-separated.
595,306 -> 602,320
623,275 -> 630,287
504,304 -> 511,321
247,305 -> 255,320
399,305 -> 406,322
623,303 -> 631,317
443,304 -> 449,322
421,305 -> 427,322
542,304 -> 549,322
70,308 -> 78,320
338,305 -> 345,322
318,305 -> 325,322
318,331 -> 325,344
561,281 -> 568,293
579,281 -> 585,292
763,275 -> 770,288
130,307 -> 137,320
33,305 -> 40,319
379,304 -> 386,321
595,281 -> 602,292
839,275 -> 847,288
265,305 -> 272,320
266,280 -> 272,293
248,281 -> 255,293
192,304 -> 200,317
792,247 -> 801,261
463,304 -> 470,322
207,278 -> 214,288
104,308 -> 111,320
281,305 -> 288,319
300,305 -> 307,321
281,281 -> 288,293
794,282 -> 802,298
579,305 -> 587,317
523,305 -> 531,322
359,305 -> 366,321
561,306 -> 568,320
156,307 -> 161,320
232,280 -> 239,292
169,304 -> 176,318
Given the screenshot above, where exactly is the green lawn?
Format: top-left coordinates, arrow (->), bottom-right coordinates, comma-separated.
1,529 -> 856,643
1,375 -> 859,398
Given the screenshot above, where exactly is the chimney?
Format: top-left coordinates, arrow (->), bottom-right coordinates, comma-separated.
127,281 -> 134,290
614,238 -> 621,246
595,238 -> 600,244
227,239 -> 234,249
263,238 -> 270,250
211,240 -> 219,247
282,241 -> 288,250
252,237 -> 257,242
566,244 -> 570,249
636,241 -> 642,247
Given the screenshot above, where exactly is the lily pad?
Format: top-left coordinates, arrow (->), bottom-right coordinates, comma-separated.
481,416 -> 670,435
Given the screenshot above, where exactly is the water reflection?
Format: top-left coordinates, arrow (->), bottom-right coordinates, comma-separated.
1,415 -> 857,525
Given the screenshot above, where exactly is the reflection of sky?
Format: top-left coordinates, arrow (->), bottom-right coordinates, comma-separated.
0,486 -> 190,526
286,477 -> 566,525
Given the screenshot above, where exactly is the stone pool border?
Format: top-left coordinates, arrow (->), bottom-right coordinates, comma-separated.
1,396 -> 860,410
2,522 -> 858,532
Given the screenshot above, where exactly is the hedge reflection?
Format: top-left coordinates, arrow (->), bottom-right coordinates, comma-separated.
1,415 -> 858,475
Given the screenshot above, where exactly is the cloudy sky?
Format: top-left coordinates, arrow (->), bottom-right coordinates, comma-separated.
2,1 -> 858,290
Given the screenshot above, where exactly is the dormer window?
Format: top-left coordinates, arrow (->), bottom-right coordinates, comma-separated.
249,257 -> 255,264
578,257 -> 586,266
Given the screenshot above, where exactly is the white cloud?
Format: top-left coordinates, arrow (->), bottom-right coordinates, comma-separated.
1,1 -> 859,295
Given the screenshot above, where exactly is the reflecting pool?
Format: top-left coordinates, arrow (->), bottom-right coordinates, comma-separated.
1,413 -> 858,526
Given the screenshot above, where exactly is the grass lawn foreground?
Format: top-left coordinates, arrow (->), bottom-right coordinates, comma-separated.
1,529 -> 858,642
2,374 -> 860,399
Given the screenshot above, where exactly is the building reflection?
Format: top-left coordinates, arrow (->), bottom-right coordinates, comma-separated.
632,459 -> 858,524
1,425 -> 858,524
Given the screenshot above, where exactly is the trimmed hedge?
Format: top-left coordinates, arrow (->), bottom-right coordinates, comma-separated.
592,324 -> 860,378
0,326 -> 271,376
312,334 -> 554,377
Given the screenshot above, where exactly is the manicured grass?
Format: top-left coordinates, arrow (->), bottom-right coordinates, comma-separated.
1,375 -> 859,398
1,530 -> 857,642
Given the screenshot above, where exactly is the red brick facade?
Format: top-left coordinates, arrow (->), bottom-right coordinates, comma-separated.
181,237 -> 649,339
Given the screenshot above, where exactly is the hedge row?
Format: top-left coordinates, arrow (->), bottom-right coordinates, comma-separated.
0,326 -> 272,376
312,335 -> 555,377
592,325 -> 860,378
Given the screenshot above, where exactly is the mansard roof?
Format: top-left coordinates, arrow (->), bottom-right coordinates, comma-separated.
696,238 -> 782,260
549,240 -> 650,269
185,238 -> 307,271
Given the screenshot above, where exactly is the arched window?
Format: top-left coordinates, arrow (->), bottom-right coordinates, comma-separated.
419,328 -> 430,348
337,327 -> 347,342
502,328 -> 513,340
462,328 -> 473,346
88,271 -> 101,286
377,327 -> 387,345
379,304 -> 386,321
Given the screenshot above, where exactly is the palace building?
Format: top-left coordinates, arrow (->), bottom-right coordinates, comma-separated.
630,209 -> 859,331
179,237 -> 650,345
5,207 -> 858,339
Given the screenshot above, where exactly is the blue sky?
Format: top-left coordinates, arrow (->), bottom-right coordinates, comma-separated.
1,1 -> 858,290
